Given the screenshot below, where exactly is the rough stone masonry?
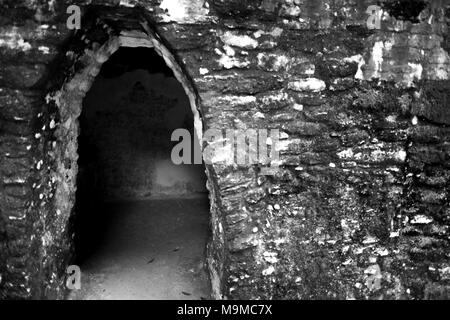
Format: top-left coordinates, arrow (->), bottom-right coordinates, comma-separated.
0,0 -> 449,300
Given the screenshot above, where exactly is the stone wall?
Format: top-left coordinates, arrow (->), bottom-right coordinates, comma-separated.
0,0 -> 449,299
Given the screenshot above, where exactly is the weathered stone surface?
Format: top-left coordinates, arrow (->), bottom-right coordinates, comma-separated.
0,64 -> 47,88
0,89 -> 41,121
411,81 -> 450,125
0,0 -> 450,301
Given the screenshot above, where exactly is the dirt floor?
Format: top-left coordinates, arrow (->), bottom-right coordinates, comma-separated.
68,197 -> 211,300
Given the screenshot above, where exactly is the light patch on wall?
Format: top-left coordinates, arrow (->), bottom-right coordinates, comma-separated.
223,45 -> 235,56
259,91 -> 289,105
160,0 -> 210,23
394,150 -> 407,162
409,63 -> 423,79
269,27 -> 284,37
254,27 -> 284,39
287,78 -> 326,92
410,214 -> 433,225
254,112 -> 265,119
371,41 -> 384,78
210,142 -> 234,164
199,68 -> 209,75
119,0 -> 135,7
257,52 -> 291,72
160,0 -> 187,20
221,31 -> 258,49
207,95 -> 257,108
344,55 -> 365,80
38,46 -> 50,54
218,54 -> 250,69
337,148 -> 354,159
404,63 -> 423,86
221,95 -> 257,105
429,47 -> 450,80
0,29 -> 32,51
274,139 -> 291,152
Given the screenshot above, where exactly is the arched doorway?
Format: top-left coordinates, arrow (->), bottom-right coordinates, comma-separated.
70,46 -> 210,299
45,18 -> 224,299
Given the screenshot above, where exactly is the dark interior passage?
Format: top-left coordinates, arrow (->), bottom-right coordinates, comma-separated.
71,47 -> 210,300
77,47 -> 206,201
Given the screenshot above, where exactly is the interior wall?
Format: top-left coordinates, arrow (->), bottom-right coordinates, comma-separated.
80,64 -> 207,200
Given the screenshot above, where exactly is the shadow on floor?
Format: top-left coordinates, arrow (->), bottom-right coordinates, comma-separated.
69,197 -> 211,300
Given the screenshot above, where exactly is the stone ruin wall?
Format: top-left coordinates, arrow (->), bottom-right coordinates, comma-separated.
0,0 -> 449,299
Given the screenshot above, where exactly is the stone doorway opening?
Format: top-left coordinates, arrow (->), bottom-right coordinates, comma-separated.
70,46 -> 211,300
44,12 -> 225,298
